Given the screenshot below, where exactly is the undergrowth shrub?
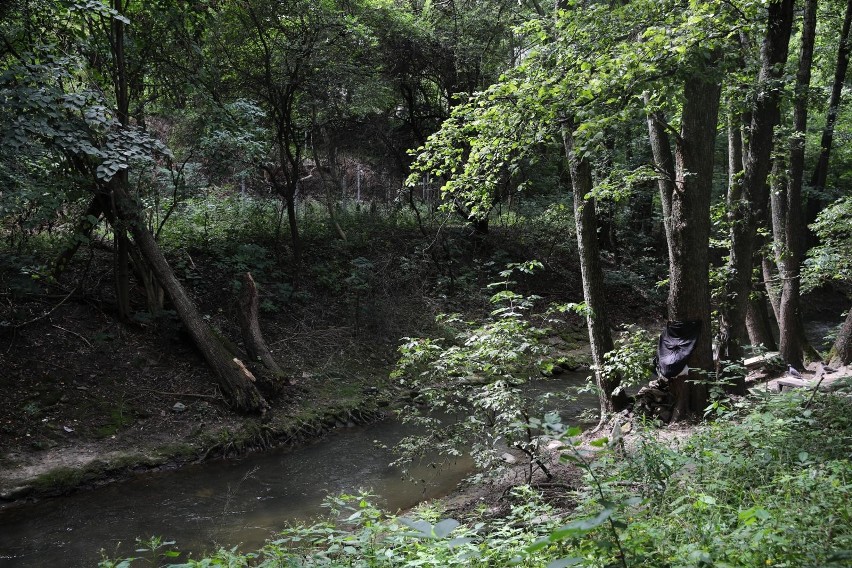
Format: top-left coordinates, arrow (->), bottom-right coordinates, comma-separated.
554,391 -> 852,567
390,261 -> 558,482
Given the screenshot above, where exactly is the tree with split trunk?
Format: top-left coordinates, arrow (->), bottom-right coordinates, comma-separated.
771,0 -> 817,371
648,68 -> 722,419
721,0 -> 794,370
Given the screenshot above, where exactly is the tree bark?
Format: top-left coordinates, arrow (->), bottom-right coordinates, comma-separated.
723,0 -> 794,364
113,197 -> 132,321
808,0 -> 852,226
668,69 -> 722,418
644,96 -> 676,265
829,306 -> 852,367
731,109 -> 777,351
111,0 -> 132,322
762,241 -> 783,322
562,125 -> 625,418
746,291 -> 777,351
238,272 -> 290,389
772,0 -> 816,370
112,188 -> 268,413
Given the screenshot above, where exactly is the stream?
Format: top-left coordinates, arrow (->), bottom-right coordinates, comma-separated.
0,373 -> 595,567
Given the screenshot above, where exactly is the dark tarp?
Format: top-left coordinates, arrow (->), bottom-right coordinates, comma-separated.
656,320 -> 701,379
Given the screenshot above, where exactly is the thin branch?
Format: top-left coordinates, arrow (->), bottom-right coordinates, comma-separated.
3,287 -> 77,331
51,324 -> 93,348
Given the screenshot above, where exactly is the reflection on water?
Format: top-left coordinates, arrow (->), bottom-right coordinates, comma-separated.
0,373 -> 593,567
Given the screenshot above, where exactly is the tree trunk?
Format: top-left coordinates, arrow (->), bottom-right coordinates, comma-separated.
746,291 -> 777,351
720,105 -> 745,363
112,188 -> 268,413
562,125 -> 625,418
762,246 -> 782,322
238,272 -> 290,389
808,0 -> 852,228
114,210 -> 132,321
668,69 -> 722,418
111,1 -> 132,322
772,0 -> 816,370
644,97 -> 676,265
829,306 -> 852,367
723,0 -> 794,364
310,130 -> 348,241
285,192 -> 301,269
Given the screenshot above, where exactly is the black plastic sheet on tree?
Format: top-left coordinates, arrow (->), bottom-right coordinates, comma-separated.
655,320 -> 701,379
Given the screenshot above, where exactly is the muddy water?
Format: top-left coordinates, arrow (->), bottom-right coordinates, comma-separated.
0,373 -> 594,567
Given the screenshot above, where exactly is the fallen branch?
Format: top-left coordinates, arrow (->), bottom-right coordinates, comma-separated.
2,287 -> 77,332
51,324 -> 93,348
804,363 -> 828,409
140,387 -> 223,401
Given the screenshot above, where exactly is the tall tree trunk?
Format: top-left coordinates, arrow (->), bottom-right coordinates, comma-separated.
729,105 -> 778,352
808,0 -> 852,227
285,192 -> 301,270
112,187 -> 268,413
562,125 -> 625,418
113,181 -> 132,322
772,0 -> 816,370
668,70 -> 722,418
829,306 -> 852,367
723,0 -> 794,365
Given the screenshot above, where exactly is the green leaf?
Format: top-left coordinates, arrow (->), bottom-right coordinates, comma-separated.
547,558 -> 584,568
432,518 -> 460,538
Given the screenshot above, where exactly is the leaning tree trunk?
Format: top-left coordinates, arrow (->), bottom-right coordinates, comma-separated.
562,125 -> 625,419
829,306 -> 852,367
111,187 -> 268,413
772,0 -> 816,370
644,96 -> 676,264
724,0 -> 794,365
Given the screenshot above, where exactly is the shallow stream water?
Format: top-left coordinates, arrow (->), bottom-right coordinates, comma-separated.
0,373 -> 595,567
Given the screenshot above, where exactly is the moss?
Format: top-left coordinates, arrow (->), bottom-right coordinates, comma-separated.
31,467 -> 87,493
